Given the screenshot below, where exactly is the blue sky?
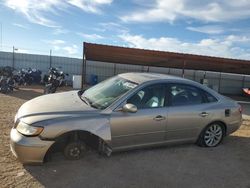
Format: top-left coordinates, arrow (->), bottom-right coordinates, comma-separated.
0,0 -> 250,59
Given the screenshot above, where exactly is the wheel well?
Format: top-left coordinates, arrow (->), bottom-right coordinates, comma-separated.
44,130 -> 101,162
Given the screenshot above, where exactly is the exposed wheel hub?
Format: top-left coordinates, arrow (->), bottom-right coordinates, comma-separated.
69,147 -> 81,157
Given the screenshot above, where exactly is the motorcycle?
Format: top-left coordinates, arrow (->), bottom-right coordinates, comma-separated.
0,66 -> 16,93
15,68 -> 42,86
44,67 -> 68,94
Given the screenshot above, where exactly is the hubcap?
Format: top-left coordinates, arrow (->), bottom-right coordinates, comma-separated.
69,147 -> 81,158
204,124 -> 223,147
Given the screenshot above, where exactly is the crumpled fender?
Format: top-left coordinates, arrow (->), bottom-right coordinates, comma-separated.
38,116 -> 112,146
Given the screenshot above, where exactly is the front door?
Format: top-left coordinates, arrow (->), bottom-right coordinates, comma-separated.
110,84 -> 168,149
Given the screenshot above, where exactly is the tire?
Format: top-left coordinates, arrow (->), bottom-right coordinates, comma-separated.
44,84 -> 54,94
44,86 -> 50,94
197,123 -> 225,147
50,86 -> 57,93
63,142 -> 87,160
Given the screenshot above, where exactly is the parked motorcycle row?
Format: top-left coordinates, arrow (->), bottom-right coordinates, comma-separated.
0,66 -> 68,94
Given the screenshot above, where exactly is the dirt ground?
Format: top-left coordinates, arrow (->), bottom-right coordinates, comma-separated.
0,86 -> 249,188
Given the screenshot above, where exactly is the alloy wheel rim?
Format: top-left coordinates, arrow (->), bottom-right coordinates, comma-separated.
204,124 -> 223,147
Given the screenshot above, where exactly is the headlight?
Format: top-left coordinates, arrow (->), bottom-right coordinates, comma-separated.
16,121 -> 43,136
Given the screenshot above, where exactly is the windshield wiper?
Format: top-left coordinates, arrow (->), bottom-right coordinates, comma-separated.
80,95 -> 100,109
80,95 -> 91,106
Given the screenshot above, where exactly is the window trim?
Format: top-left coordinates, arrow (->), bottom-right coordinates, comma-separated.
201,90 -> 218,104
166,83 -> 210,107
125,83 -> 168,110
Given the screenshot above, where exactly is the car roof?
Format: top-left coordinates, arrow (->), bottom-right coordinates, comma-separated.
118,72 -> 186,84
118,72 -> 225,102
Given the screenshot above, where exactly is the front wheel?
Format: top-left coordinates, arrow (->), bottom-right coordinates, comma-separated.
63,142 -> 87,160
44,85 -> 51,94
44,84 -> 57,94
197,123 -> 225,147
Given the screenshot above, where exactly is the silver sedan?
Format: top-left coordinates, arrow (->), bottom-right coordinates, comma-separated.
10,73 -> 242,164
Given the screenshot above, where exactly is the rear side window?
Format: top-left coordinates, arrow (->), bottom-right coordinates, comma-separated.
169,84 -> 204,106
203,91 -> 218,103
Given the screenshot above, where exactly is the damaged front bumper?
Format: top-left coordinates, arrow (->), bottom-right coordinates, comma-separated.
10,128 -> 54,164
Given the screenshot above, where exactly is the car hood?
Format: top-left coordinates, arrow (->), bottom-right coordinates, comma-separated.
16,91 -> 98,125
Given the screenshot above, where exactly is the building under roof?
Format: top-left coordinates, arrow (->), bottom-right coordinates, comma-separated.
83,42 -> 250,75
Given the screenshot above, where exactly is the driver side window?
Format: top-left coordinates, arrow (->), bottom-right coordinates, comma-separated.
127,84 -> 166,109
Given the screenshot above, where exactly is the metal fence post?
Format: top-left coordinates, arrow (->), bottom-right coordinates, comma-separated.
218,72 -> 222,93
81,42 -> 86,90
242,75 -> 246,88
193,70 -> 196,81
49,49 -> 52,68
113,63 -> 116,76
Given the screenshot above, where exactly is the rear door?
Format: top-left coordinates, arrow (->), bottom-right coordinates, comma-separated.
165,83 -> 214,141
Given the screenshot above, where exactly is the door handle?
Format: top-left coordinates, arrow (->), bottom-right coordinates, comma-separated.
199,112 -> 209,117
153,115 -> 166,121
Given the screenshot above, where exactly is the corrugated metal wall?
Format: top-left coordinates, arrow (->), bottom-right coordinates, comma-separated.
1,51 -> 249,95
0,51 -> 82,79
86,60 -> 250,95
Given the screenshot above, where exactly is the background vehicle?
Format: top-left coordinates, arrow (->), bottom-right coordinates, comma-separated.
10,73 -> 242,164
44,67 -> 68,94
243,88 -> 250,97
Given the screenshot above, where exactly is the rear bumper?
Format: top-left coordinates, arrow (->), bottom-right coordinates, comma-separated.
10,128 -> 54,164
226,119 -> 242,135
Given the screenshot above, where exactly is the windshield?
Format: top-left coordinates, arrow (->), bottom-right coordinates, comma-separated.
82,76 -> 138,109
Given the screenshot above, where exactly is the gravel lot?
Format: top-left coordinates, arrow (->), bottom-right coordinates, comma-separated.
0,86 -> 250,188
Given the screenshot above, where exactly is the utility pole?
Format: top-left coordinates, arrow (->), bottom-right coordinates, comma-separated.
12,46 -> 18,68
49,49 -> 52,68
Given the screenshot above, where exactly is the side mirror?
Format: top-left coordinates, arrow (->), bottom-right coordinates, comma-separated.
122,103 -> 137,113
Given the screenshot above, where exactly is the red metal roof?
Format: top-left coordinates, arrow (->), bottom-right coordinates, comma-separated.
84,42 -> 250,75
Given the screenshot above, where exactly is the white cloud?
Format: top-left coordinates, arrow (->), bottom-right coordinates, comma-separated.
5,0 -> 62,27
12,23 -> 29,29
119,33 -> 250,60
225,35 -> 250,43
187,25 -> 224,34
16,49 -> 29,53
52,28 -> 69,35
121,0 -> 250,23
68,0 -> 113,13
4,0 -> 113,27
78,33 -> 104,40
98,22 -> 129,33
63,45 -> 78,55
42,39 -> 79,55
43,39 -> 66,45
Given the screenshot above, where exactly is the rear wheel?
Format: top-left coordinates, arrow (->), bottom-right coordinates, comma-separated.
63,142 -> 87,160
197,123 -> 225,147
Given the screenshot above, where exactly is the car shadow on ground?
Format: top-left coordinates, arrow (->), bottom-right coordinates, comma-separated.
24,136 -> 250,188
8,88 -> 42,100
6,86 -> 74,100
